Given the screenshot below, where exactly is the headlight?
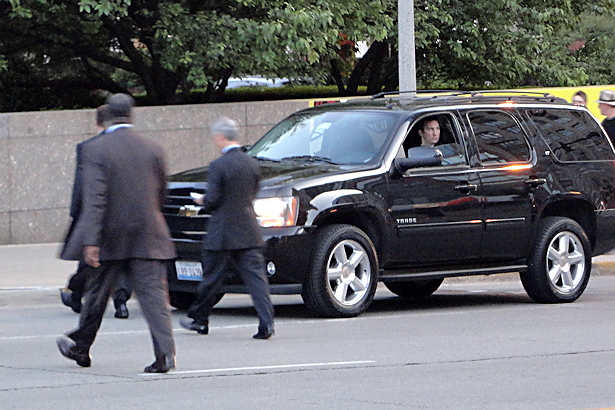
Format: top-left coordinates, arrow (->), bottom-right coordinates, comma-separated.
253,197 -> 298,227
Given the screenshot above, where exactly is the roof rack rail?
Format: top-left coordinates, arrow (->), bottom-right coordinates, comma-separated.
458,90 -> 557,98
371,90 -> 459,99
372,89 -> 567,103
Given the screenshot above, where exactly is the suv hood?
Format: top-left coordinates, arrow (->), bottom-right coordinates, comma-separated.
168,161 -> 372,191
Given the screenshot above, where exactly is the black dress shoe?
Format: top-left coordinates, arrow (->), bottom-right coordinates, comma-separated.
143,356 -> 175,373
71,300 -> 82,314
60,288 -> 81,313
253,326 -> 275,340
114,302 -> 129,319
56,336 -> 91,367
180,318 -> 209,334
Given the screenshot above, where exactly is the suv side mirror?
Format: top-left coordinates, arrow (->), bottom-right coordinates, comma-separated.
391,146 -> 443,178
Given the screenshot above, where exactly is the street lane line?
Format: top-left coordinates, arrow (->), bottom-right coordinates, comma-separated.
0,303 -> 563,340
0,286 -> 61,291
139,360 -> 376,376
0,324 -> 265,340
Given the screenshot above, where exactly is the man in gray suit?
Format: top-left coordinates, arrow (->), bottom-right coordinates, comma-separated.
60,104 -> 132,319
180,117 -> 275,339
56,94 -> 177,373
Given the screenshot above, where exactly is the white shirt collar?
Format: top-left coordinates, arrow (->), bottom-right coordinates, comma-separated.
222,144 -> 241,154
105,124 -> 134,133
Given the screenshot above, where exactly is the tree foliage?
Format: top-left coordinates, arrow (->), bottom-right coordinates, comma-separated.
412,0 -> 615,89
561,12 -> 615,86
0,0 -> 393,109
1,0 -> 615,112
329,0 -> 615,96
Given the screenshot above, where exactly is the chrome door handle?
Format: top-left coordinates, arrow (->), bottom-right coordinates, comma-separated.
454,184 -> 478,193
524,178 -> 547,188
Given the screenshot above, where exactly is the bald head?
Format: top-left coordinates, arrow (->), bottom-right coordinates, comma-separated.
106,93 -> 134,124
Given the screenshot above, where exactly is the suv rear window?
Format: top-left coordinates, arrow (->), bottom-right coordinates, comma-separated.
525,108 -> 615,162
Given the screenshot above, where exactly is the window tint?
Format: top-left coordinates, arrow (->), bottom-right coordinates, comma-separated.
526,108 -> 615,162
468,110 -> 530,164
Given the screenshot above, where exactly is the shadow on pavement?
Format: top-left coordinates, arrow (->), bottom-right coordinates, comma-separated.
173,290 -> 535,320
367,292 -> 533,314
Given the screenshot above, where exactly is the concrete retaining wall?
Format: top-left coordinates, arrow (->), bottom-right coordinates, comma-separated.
0,99 -> 310,244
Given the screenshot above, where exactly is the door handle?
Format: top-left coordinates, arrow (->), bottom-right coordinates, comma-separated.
454,184 -> 478,193
524,178 -> 547,188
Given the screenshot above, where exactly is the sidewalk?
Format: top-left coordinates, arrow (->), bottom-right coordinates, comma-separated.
0,243 -> 75,289
1,243 -> 614,290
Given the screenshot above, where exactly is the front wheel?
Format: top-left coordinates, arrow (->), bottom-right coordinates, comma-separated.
521,217 -> 591,303
302,224 -> 379,318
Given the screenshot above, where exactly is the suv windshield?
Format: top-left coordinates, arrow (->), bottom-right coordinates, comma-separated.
247,110 -> 401,165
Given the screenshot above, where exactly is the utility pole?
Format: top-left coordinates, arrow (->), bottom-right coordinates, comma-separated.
398,0 -> 416,94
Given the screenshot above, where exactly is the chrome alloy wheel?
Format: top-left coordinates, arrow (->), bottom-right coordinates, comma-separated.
326,239 -> 371,306
546,231 -> 586,293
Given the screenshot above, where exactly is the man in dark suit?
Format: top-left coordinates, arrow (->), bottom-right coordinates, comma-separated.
60,104 -> 132,318
56,94 -> 177,373
597,89 -> 615,145
180,117 -> 275,339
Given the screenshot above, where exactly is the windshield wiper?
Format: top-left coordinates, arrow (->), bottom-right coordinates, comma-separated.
280,155 -> 339,165
254,156 -> 281,162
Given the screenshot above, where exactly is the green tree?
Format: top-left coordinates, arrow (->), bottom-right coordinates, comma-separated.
411,0 -> 615,89
563,12 -> 615,86
0,0 -> 393,109
3,0 -> 615,112
328,0 -> 615,97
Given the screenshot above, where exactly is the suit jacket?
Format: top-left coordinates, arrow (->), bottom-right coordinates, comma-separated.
60,132 -> 104,260
63,126 -> 175,261
202,147 -> 264,250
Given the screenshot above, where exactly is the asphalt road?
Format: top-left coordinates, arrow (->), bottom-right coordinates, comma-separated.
2,263 -> 615,410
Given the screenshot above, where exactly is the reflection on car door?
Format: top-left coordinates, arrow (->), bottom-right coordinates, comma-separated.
388,168 -> 483,264
388,112 -> 483,265
463,108 -> 536,261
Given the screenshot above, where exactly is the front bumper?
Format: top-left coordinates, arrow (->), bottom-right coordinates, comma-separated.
167,226 -> 315,295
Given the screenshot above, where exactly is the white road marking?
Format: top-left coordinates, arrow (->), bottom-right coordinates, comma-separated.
139,360 -> 376,376
0,303 -> 564,341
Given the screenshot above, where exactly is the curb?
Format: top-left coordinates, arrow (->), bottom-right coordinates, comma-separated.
445,260 -> 615,283
591,260 -> 615,277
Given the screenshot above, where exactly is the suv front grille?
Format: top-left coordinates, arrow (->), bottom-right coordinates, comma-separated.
164,187 -> 208,241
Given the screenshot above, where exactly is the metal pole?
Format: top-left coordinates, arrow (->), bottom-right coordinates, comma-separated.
398,0 -> 416,94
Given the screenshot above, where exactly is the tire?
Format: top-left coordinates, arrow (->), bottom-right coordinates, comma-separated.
169,291 -> 224,310
384,278 -> 444,298
520,217 -> 591,303
302,224 -> 379,318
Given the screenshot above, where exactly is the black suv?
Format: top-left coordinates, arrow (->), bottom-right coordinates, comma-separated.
163,91 -> 615,317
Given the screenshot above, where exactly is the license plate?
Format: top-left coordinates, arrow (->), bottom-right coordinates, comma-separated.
175,261 -> 203,281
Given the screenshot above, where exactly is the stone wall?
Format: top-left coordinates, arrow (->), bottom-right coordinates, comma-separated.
0,99 -> 309,244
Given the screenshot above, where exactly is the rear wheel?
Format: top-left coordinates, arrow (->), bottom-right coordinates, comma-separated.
384,278 -> 444,298
302,224 -> 379,318
520,217 -> 591,303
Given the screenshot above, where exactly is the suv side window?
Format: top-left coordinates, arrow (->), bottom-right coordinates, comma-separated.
525,108 -> 615,162
403,113 -> 467,166
468,110 -> 531,164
